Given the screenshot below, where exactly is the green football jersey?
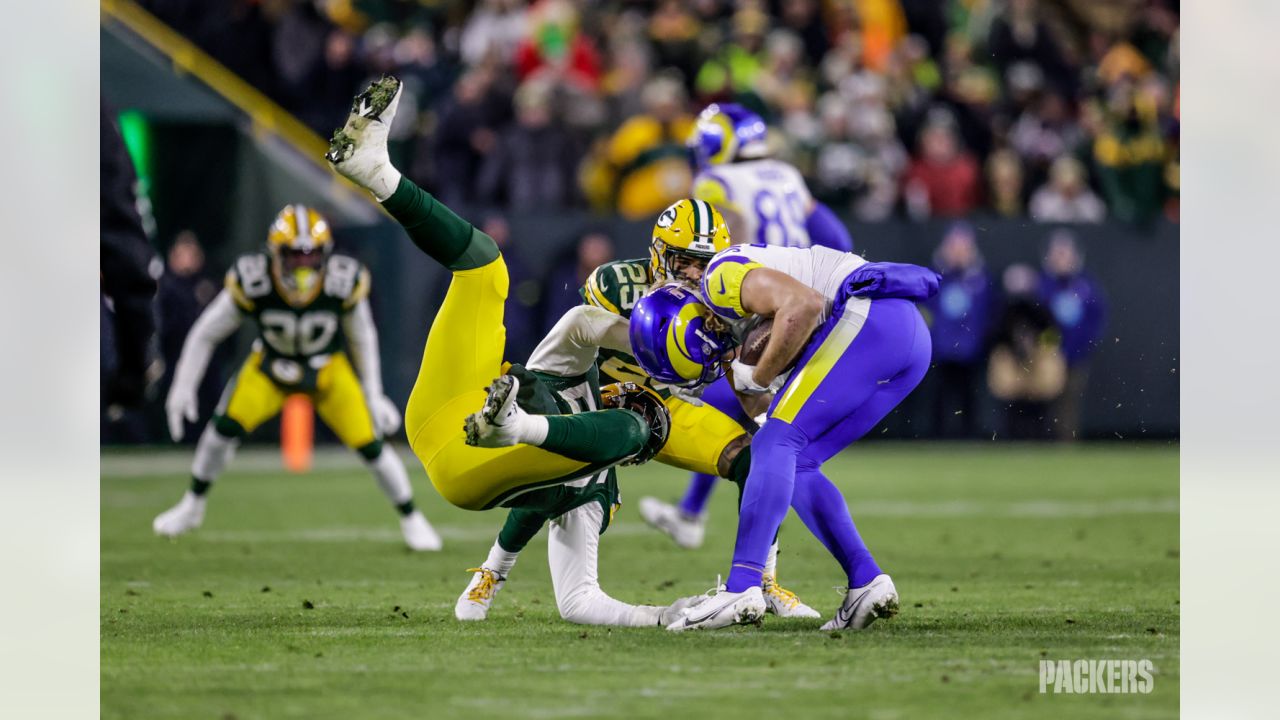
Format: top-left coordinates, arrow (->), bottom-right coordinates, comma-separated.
579,257 -> 664,394
500,363 -> 620,527
224,250 -> 371,390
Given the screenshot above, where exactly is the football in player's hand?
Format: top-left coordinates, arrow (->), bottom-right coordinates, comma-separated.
737,319 -> 773,366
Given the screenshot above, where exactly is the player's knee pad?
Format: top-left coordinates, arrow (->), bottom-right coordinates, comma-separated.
212,415 -> 247,440
356,439 -> 384,462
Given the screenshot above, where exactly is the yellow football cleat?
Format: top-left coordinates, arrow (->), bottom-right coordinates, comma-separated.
762,573 -> 821,619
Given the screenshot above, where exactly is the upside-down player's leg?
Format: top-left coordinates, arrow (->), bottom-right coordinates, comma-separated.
327,77 -> 645,510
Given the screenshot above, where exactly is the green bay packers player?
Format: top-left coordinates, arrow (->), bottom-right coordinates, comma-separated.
327,77 -> 661,513
454,198 -> 819,621
153,204 -> 442,551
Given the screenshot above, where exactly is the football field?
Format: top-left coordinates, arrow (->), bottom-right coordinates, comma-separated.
102,443 -> 1178,719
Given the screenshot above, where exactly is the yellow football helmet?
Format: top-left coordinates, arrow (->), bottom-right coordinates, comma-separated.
649,198 -> 731,285
267,204 -> 333,306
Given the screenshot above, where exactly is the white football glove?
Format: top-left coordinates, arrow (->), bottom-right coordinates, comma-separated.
369,393 -> 402,436
165,385 -> 199,442
731,359 -> 785,395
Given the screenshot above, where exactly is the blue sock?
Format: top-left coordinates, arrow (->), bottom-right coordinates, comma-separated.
678,473 -> 718,516
791,464 -> 882,588
725,421 -> 806,592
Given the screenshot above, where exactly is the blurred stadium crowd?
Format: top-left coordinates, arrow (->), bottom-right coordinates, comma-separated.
142,0 -> 1179,224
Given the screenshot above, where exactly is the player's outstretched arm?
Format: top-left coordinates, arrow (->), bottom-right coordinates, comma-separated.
166,291 -> 243,441
526,305 -> 630,377
342,299 -> 401,436
326,76 -> 498,273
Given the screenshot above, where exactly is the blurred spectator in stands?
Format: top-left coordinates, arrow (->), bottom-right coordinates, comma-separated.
157,231 -> 223,442
483,215 -> 541,362
694,5 -> 767,103
647,0 -> 702,87
460,0 -> 529,67
1008,91 -> 1083,176
1090,79 -> 1167,225
514,0 -> 602,93
429,69 -> 505,205
1029,155 -> 1105,223
270,0 -> 334,132
602,37 -> 655,123
903,113 -> 981,219
986,148 -> 1025,217
987,0 -> 1073,97
542,230 -> 615,333
583,75 -> 694,219
478,79 -> 579,210
1038,230 -> 1106,440
988,263 -> 1065,440
779,0 -> 830,66
309,28 -> 369,133
754,30 -> 813,111
924,222 -> 994,438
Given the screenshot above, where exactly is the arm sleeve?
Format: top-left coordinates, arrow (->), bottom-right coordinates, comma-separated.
805,201 -> 854,253
526,305 -> 630,377
169,290 -> 243,399
342,299 -> 383,397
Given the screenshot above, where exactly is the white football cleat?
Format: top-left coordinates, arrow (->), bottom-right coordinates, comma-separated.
325,76 -> 403,200
762,574 -> 821,619
637,496 -> 705,549
152,491 -> 206,538
399,510 -> 443,552
455,567 -> 506,621
666,585 -> 766,632
820,574 -> 899,631
464,375 -> 530,448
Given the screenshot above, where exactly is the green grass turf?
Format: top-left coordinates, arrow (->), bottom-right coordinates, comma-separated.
102,443 -> 1178,719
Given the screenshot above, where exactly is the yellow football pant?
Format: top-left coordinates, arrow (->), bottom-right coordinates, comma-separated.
220,351 -> 376,449
656,395 -> 748,476
403,257 -> 593,510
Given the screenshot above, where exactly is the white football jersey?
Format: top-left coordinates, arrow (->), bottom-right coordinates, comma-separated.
692,159 -> 815,248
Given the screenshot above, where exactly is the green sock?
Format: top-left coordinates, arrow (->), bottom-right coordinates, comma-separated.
190,477 -> 212,496
380,176 -> 499,270
497,508 -> 549,553
540,410 -> 648,464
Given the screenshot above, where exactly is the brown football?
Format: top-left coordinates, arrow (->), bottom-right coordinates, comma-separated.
737,318 -> 773,366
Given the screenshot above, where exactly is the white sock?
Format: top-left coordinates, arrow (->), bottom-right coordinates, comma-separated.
484,540 -> 519,577
191,424 -> 239,482
365,445 -> 413,506
765,542 -> 780,578
369,165 -> 401,202
520,414 -> 549,446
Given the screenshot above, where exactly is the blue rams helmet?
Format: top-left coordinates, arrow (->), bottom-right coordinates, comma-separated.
629,283 -> 733,387
687,103 -> 769,169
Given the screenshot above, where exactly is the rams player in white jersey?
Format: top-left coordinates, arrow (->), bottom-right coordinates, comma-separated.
637,103 -> 856,551
153,204 -> 442,552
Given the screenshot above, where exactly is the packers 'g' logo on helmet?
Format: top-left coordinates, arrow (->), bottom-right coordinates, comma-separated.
599,382 -> 670,466
267,204 -> 334,306
649,198 -> 731,285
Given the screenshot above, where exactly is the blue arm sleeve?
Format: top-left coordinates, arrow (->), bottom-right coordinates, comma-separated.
804,201 -> 854,253
846,262 -> 941,302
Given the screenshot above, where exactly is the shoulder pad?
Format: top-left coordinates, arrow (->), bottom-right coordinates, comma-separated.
702,250 -> 763,320
323,254 -> 370,308
227,252 -> 273,310
583,259 -> 649,317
